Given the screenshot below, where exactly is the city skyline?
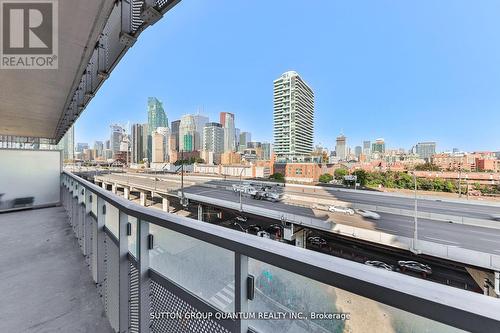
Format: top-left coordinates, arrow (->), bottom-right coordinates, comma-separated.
75,0 -> 500,152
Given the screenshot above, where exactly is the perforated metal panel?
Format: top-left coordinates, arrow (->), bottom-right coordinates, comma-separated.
129,259 -> 140,333
150,280 -> 233,333
131,0 -> 144,32
156,0 -> 172,10
104,233 -> 120,332
84,214 -> 92,259
91,216 -> 98,282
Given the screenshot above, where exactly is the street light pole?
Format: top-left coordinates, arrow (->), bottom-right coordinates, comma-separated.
239,167 -> 245,212
180,150 -> 186,207
412,171 -> 420,254
458,166 -> 462,198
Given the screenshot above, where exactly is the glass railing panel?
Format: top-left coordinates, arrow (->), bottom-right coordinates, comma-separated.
149,223 -> 235,312
104,202 -> 119,238
247,259 -> 466,333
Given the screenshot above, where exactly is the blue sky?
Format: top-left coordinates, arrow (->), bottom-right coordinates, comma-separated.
76,0 -> 500,152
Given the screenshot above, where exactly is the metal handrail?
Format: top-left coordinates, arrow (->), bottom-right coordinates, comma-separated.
63,171 -> 500,332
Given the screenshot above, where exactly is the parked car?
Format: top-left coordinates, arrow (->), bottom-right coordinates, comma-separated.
356,209 -> 381,220
266,224 -> 283,238
257,231 -> 271,239
245,225 -> 262,235
307,236 -> 327,247
235,216 -> 248,223
233,223 -> 261,235
364,260 -> 393,271
397,260 -> 432,277
328,205 -> 354,215
253,190 -> 283,202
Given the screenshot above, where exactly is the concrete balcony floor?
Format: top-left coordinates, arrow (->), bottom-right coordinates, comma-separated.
0,206 -> 112,333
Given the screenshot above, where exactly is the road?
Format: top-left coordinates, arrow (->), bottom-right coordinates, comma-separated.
95,173 -> 500,254
285,187 -> 500,220
109,172 -> 500,219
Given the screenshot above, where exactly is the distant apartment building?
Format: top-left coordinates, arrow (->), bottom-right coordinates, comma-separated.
335,134 -> 347,161
110,124 -> 124,153
273,71 -> 314,162
76,142 -> 89,153
169,150 -> 200,164
273,162 -> 335,183
146,97 -> 168,161
220,112 -> 236,152
242,147 -> 263,162
235,128 -> 241,150
239,132 -> 252,151
354,146 -> 362,159
475,157 -> 499,172
147,97 -> 168,134
179,115 -> 196,152
171,120 -> 180,151
131,123 -> 145,163
178,114 -> 208,152
371,138 -> 386,154
152,127 -> 170,163
194,164 -> 270,178
93,141 -> 104,159
82,148 -> 95,161
431,152 -> 476,171
415,142 -> 436,161
262,142 -> 273,160
363,140 -> 371,157
221,151 -> 241,165
203,122 -> 224,154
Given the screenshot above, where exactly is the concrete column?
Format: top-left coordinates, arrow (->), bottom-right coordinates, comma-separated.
101,182 -> 107,190
198,204 -> 203,221
112,183 -> 117,194
140,192 -> 147,206
162,197 -> 170,212
294,229 -> 306,248
124,187 -> 130,200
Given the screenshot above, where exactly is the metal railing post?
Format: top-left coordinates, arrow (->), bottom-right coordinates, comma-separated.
234,253 -> 249,333
83,189 -> 93,256
138,220 -> 151,333
119,211 -> 131,332
96,196 -> 107,297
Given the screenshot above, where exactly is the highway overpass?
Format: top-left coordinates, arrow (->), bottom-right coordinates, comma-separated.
93,172 -> 500,275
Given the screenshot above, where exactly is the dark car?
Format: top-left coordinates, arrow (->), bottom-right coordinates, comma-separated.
364,260 -> 393,271
307,236 -> 327,247
398,260 -> 432,277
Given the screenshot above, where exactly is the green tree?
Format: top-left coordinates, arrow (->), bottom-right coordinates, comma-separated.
414,162 -> 441,171
395,172 -> 413,189
352,169 -> 368,186
269,173 -> 285,182
318,173 -> 333,183
334,168 -> 348,180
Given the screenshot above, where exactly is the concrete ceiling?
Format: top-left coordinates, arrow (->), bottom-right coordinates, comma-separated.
0,0 -> 115,139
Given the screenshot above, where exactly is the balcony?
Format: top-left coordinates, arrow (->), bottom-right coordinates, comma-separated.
1,162 -> 499,332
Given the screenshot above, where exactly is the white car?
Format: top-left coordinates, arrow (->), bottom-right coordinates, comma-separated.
257,231 -> 271,239
490,214 -> 500,221
328,205 -> 354,215
356,209 -> 381,220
